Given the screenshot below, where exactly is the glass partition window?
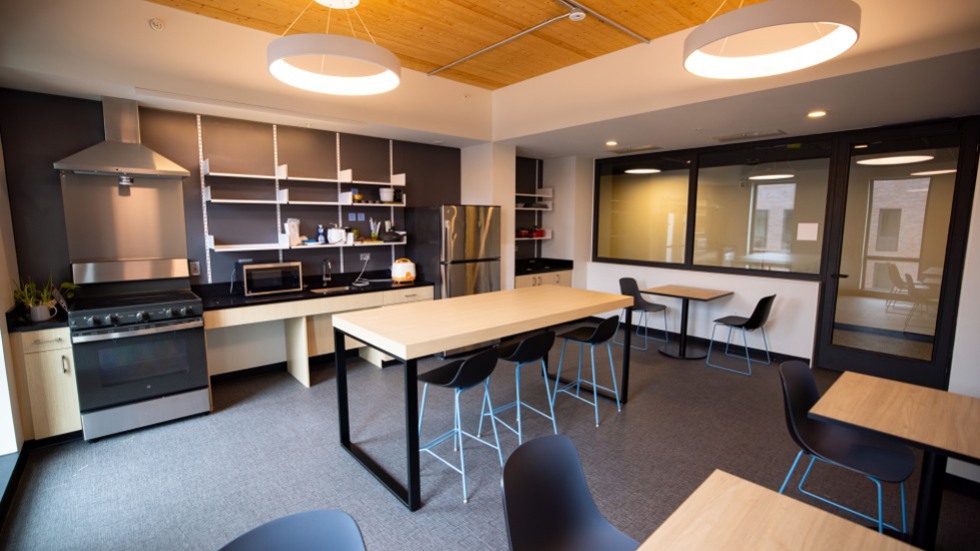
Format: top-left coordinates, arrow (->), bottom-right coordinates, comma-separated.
832,138 -> 959,360
595,158 -> 690,264
693,143 -> 830,274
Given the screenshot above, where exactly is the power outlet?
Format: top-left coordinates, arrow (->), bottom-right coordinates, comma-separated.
188,260 -> 201,276
360,253 -> 371,261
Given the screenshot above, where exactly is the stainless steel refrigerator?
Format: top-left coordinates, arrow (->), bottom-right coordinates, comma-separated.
406,205 -> 500,300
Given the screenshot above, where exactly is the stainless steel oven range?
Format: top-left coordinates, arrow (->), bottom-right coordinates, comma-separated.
68,287 -> 210,440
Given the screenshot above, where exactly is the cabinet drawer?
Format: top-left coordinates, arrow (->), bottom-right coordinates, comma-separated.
18,327 -> 71,354
383,286 -> 433,305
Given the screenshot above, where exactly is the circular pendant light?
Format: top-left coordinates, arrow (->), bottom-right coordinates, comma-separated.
268,34 -> 401,96
684,0 -> 861,79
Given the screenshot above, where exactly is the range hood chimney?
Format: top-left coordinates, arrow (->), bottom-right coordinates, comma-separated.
53,97 -> 190,178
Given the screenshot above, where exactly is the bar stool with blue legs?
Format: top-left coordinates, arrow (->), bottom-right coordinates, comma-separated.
614,277 -> 669,350
417,347 -> 503,503
705,294 -> 775,376
552,317 -> 622,427
477,331 -> 558,445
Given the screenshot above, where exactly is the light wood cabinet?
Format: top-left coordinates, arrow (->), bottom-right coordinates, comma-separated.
360,286 -> 435,366
12,327 -> 81,440
515,270 -> 572,289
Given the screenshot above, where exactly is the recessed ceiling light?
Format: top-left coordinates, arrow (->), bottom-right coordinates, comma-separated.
910,169 -> 957,176
605,141 -> 619,147
624,168 -> 661,174
853,144 -> 869,149
749,173 -> 794,180
807,110 -> 827,118
857,155 -> 934,166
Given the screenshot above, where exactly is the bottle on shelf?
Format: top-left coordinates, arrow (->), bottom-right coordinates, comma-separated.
317,225 -> 326,244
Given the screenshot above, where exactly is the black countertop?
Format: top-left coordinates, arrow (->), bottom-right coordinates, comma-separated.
194,273 -> 433,311
515,257 -> 573,275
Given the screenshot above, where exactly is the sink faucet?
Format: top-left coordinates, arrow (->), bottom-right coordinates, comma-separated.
322,259 -> 332,285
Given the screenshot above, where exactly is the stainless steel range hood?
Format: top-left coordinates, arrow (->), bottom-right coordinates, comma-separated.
53,97 -> 189,178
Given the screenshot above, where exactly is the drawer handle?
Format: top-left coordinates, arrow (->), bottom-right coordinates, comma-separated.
404,293 -> 417,298
61,355 -> 70,374
33,337 -> 64,345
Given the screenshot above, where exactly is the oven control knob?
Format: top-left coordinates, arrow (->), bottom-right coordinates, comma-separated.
104,314 -> 117,325
164,308 -> 175,318
136,311 -> 149,322
180,306 -> 194,316
86,316 -> 98,327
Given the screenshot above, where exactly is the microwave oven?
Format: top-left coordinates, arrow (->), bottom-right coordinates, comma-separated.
240,262 -> 303,296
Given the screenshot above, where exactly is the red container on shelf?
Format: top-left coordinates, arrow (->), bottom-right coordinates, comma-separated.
533,228 -> 546,238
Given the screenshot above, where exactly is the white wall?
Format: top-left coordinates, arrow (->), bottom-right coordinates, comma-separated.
0,133 -> 24,454
946,158 -> 980,482
461,143 -> 516,289
541,156 -> 593,289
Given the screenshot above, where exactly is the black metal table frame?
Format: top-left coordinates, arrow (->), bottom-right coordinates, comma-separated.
333,307 -> 633,511
643,289 -> 732,360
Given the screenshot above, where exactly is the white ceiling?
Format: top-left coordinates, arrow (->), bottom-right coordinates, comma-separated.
1,0 -> 979,159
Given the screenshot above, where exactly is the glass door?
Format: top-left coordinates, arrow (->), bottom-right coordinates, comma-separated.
815,125 -> 976,389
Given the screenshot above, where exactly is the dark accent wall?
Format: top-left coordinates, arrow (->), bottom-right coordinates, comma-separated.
393,141 -> 461,207
0,89 -> 463,287
515,156 -> 543,260
0,90 -> 104,285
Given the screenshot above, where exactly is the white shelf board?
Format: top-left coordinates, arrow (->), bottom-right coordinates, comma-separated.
202,159 -> 277,180
210,243 -> 283,252
339,169 -> 407,187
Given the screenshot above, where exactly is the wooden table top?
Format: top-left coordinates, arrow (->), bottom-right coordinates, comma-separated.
810,372 -> 980,463
639,470 -> 915,550
642,284 -> 733,302
332,286 -> 631,360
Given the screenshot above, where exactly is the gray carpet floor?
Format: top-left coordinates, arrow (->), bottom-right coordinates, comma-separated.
1,326 -> 977,550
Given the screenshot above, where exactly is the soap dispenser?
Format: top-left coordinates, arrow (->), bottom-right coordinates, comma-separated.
317,224 -> 326,244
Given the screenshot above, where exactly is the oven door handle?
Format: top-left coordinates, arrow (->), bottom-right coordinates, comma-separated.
71,319 -> 204,344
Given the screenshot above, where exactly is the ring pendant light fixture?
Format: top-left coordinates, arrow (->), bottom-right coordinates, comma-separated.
684,0 -> 861,79
267,0 -> 401,95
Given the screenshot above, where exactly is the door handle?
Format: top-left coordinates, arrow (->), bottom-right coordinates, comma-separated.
61,355 -> 70,374
832,273 -> 850,279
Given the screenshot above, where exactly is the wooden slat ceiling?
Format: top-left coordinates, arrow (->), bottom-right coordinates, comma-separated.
148,0 -> 766,90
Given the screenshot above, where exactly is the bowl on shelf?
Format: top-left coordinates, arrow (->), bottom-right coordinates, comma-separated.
517,229 -> 531,238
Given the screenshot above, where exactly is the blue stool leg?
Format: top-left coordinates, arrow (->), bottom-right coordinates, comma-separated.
661,309 -> 669,342
635,309 -> 649,351
455,389 -> 467,503
515,362 -> 523,445
740,327 -> 752,376
606,342 -> 621,412
418,383 -> 429,437
871,477 -> 884,533
590,344 -> 600,427
540,359 -> 558,435
553,339 -> 568,404
779,450 -> 804,494
900,481 -> 907,533
484,381 -> 503,466
476,375 -> 489,437
724,325 -> 734,355
706,323 -> 719,365
575,343 -> 584,397
760,327 -> 771,364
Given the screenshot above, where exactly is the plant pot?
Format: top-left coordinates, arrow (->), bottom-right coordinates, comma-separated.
30,304 -> 57,323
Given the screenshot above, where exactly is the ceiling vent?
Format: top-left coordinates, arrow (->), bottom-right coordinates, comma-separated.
611,144 -> 662,155
713,129 -> 787,143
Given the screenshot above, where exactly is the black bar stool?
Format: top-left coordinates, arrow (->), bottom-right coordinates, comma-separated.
417,347 -> 503,503
614,277 -> 669,350
478,331 -> 558,444
552,317 -> 622,427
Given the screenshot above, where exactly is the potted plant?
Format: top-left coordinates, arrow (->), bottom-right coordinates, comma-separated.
12,277 -> 58,323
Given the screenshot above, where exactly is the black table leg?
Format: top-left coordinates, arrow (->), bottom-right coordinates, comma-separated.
912,450 -> 946,549
335,328 -> 422,511
620,305 -> 632,404
659,298 -> 710,359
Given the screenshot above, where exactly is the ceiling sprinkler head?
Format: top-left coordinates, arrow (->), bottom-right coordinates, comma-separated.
118,175 -> 134,186
569,9 -> 586,22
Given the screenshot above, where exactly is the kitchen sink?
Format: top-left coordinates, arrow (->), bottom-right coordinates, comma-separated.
310,285 -> 352,295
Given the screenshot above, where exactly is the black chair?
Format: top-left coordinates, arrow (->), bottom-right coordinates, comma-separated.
777,361 -> 914,533
478,331 -> 558,444
552,317 -> 622,427
418,347 -> 503,503
705,294 -> 775,376
220,509 -> 366,551
502,435 -> 639,551
614,278 -> 669,350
